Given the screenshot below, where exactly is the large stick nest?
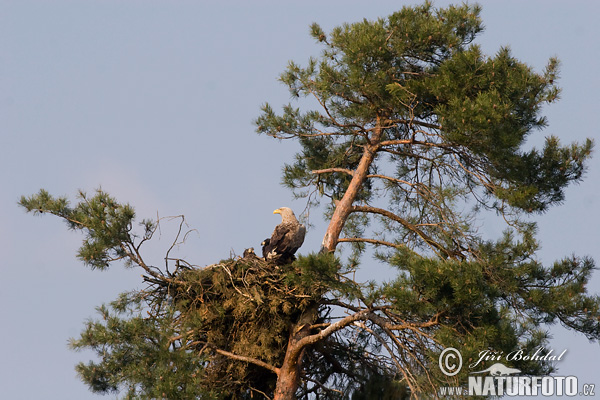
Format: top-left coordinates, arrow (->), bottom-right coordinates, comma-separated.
148,253 -> 339,396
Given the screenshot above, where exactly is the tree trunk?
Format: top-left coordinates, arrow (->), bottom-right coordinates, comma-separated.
272,333 -> 305,400
276,121 -> 384,398
273,305 -> 317,400
321,120 -> 384,252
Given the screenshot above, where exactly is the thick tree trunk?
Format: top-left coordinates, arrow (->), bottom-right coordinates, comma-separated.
272,332 -> 306,399
275,121 -> 384,398
273,305 -> 318,400
321,120 -> 384,252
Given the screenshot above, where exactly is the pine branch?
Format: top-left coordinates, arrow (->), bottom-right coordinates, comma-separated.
350,205 -> 454,258
213,348 -> 281,376
294,308 -> 371,353
301,375 -> 344,396
311,168 -> 354,176
384,117 -> 441,131
338,237 -> 408,250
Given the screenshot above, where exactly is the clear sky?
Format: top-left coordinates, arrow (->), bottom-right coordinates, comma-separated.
2,1 -> 599,398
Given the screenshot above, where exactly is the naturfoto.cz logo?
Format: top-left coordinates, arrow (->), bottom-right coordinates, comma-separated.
437,347 -> 596,397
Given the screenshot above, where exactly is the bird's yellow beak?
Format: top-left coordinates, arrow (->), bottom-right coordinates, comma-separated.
273,209 -> 281,215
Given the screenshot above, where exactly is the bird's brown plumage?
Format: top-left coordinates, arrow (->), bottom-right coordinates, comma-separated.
262,207 -> 306,265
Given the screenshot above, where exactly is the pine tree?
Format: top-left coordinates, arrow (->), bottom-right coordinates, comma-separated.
21,3 -> 599,399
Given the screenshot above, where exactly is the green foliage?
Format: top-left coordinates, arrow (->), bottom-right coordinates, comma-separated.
28,187 -> 596,398
19,189 -> 138,270
254,0 -> 598,396
350,372 -> 410,400
173,257 -> 321,392
70,293 -> 213,399
255,1 -> 593,251
21,2 -> 600,399
65,252 -> 369,399
423,48 -> 593,212
379,223 -> 598,386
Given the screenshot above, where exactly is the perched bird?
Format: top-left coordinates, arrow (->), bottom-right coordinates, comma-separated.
262,207 -> 306,265
242,247 -> 257,259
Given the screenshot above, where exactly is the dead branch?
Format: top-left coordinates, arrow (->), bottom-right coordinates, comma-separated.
349,205 -> 455,258
338,237 -> 411,251
311,167 -> 355,176
213,347 -> 281,376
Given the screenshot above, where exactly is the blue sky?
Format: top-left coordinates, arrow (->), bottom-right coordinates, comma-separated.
2,1 -> 599,398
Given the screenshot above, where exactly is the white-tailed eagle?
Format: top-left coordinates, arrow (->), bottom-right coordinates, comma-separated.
261,207 -> 306,265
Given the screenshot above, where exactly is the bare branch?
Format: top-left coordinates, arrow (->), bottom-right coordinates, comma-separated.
294,309 -> 371,354
350,205 -> 454,258
213,348 -> 281,376
390,120 -> 442,132
338,237 -> 408,250
378,138 -> 450,149
367,312 -> 440,395
302,374 -> 344,396
120,242 -> 165,280
250,387 -> 273,400
311,168 -> 354,176
281,130 -> 360,139
352,320 -> 405,378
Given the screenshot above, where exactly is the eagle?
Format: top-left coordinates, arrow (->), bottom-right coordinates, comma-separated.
261,207 -> 306,265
